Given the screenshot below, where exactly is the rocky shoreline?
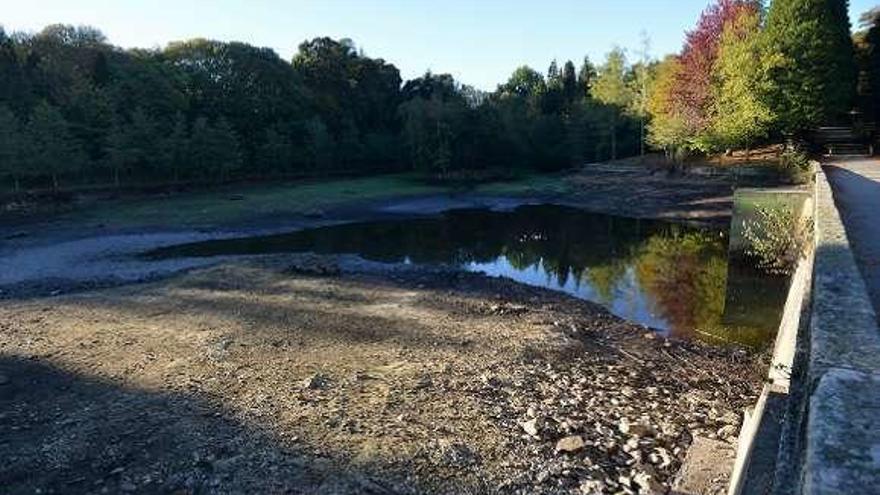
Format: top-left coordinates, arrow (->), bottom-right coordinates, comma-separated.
0,258 -> 761,494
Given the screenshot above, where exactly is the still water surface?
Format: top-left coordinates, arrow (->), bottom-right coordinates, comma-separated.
149,205 -> 787,347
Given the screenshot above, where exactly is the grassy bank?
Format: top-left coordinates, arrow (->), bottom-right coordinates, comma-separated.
30,172 -> 573,231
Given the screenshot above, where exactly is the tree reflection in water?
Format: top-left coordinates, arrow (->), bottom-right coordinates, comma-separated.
149,205 -> 785,348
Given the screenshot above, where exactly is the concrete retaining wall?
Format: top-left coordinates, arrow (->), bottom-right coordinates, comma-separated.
730,165 -> 880,494
727,185 -> 815,495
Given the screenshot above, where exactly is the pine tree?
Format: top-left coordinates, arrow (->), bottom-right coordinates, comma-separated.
764,0 -> 857,131
856,8 -> 880,123
562,60 -> 578,103
547,60 -> 560,87
577,56 -> 597,98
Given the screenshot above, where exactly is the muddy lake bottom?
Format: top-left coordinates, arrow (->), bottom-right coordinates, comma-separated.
0,204 -> 783,494
0,260 -> 763,495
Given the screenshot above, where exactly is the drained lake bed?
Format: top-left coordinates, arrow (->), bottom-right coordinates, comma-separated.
148,205 -> 787,348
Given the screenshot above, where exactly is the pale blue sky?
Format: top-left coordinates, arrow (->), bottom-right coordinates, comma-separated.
3,0 -> 877,90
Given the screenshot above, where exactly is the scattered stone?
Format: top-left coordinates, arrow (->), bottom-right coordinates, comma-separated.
650,447 -> 673,469
535,469 -> 551,484
718,411 -> 740,426
631,422 -> 656,437
555,435 -> 586,453
717,424 -> 739,440
301,373 -> 329,390
413,374 -> 433,390
623,437 -> 641,453
431,440 -> 479,467
633,469 -> 665,494
579,479 -> 605,494
0,242 -> 761,494
520,418 -> 541,437
482,374 -> 506,388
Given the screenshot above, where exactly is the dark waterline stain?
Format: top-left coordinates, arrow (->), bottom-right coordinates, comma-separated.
147,205 -> 787,348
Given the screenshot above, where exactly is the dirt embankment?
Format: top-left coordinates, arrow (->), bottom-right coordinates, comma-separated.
0,258 -> 761,495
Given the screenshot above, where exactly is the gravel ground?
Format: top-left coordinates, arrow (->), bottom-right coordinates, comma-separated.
0,257 -> 761,494
0,168 -> 764,494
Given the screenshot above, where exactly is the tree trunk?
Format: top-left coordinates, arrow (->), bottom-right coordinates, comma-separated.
639,116 -> 645,156
114,167 -> 120,188
13,175 -> 19,193
611,126 -> 617,161
52,173 -> 58,192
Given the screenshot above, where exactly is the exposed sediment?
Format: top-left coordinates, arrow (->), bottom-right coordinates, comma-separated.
0,259 -> 760,494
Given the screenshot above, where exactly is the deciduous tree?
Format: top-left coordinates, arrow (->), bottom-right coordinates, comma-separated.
26,101 -> 84,190
647,56 -> 689,158
0,105 -> 25,191
709,10 -> 775,152
592,47 -> 634,159
672,0 -> 761,141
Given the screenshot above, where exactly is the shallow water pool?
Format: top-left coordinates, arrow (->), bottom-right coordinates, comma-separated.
148,205 -> 787,347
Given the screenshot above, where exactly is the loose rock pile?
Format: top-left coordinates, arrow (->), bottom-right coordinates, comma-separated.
478,347 -> 753,494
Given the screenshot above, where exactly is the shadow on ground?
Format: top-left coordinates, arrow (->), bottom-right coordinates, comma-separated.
0,355 -> 404,494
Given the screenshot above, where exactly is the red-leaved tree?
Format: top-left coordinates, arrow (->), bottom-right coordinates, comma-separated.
672,0 -> 761,140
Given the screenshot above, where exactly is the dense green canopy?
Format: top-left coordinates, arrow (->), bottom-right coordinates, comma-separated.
764,0 -> 857,131
4,1 -> 867,192
0,25 -> 641,192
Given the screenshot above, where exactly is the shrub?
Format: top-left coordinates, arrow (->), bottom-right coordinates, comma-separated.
776,148 -> 813,184
742,206 -> 812,275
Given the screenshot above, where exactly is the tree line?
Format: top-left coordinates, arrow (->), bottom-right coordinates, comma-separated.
0,26 -> 649,192
0,0 -> 873,193
646,0 -> 861,157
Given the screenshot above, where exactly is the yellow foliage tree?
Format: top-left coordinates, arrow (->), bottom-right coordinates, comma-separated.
646,56 -> 689,160
708,10 -> 776,153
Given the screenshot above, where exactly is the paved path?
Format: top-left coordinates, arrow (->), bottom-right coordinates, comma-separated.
824,158 -> 880,322
802,163 -> 880,495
